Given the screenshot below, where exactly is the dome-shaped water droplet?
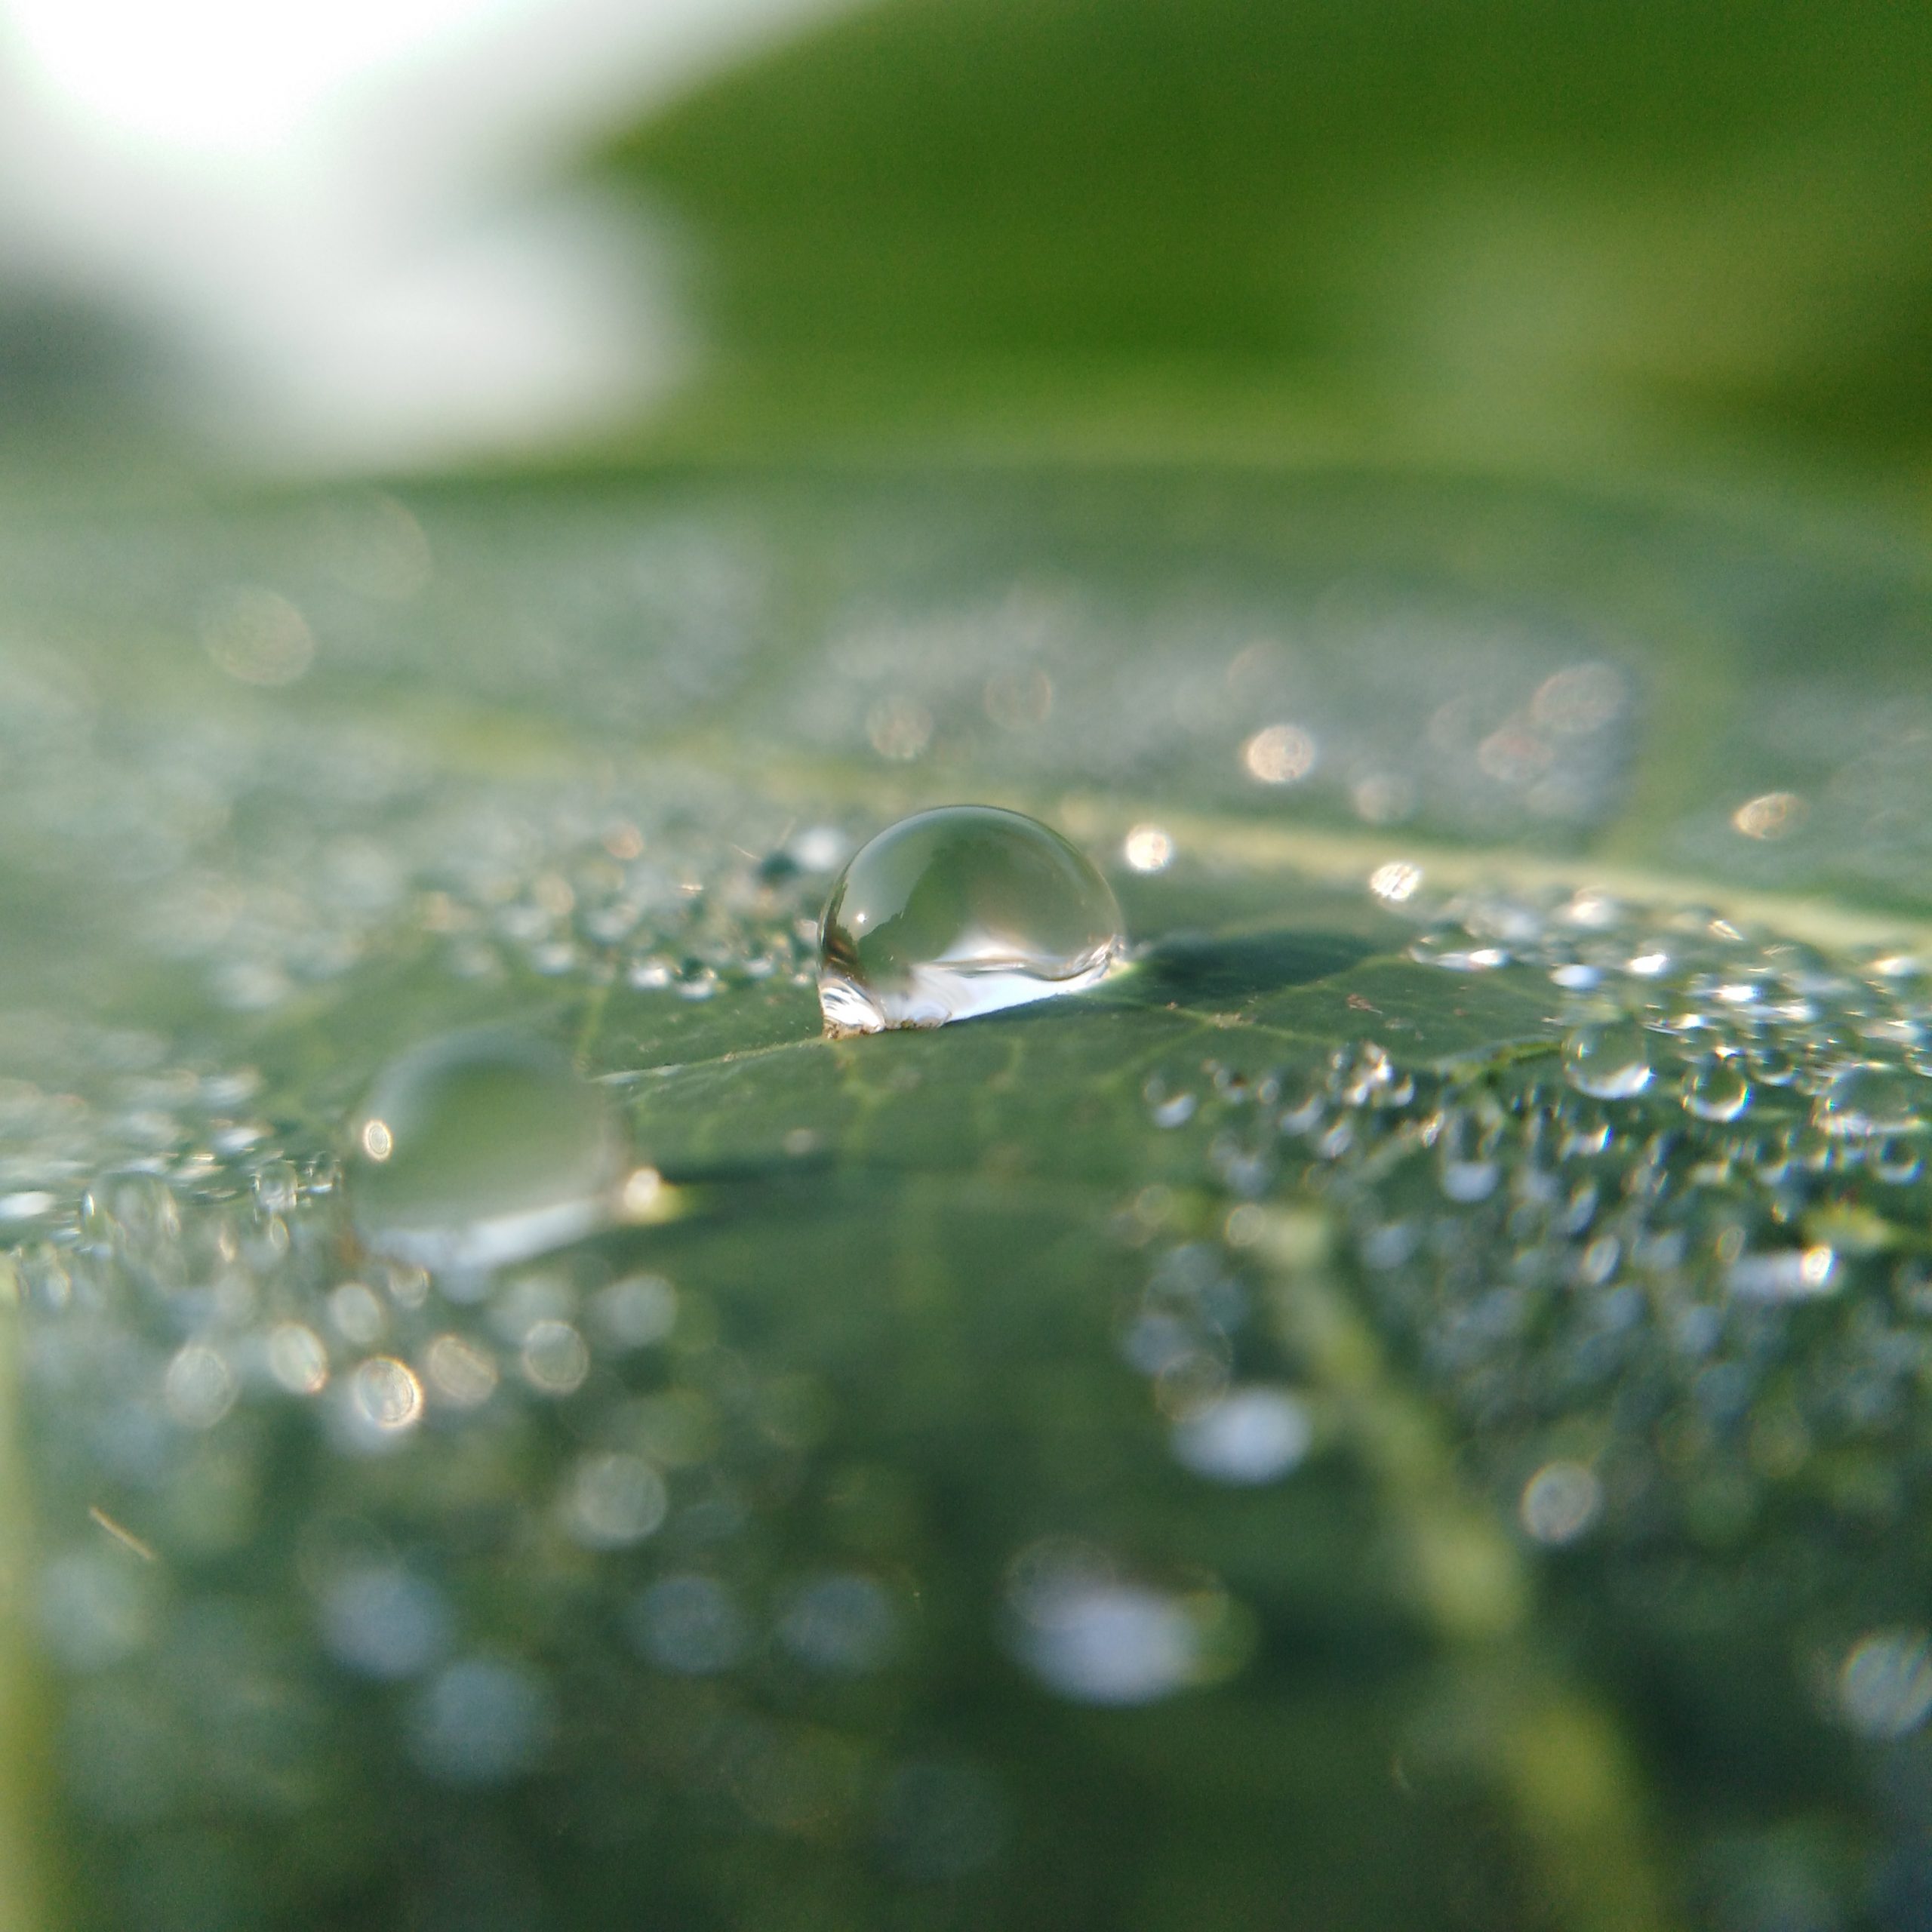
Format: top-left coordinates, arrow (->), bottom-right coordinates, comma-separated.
1562,1021 -> 1655,1100
346,1031 -> 623,1270
1815,1063 -> 1923,1140
817,806 -> 1122,1033
1682,1057 -> 1752,1123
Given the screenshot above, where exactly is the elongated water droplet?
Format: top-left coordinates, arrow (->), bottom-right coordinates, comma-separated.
817,806 -> 1122,1033
1408,931 -> 1509,971
1816,1063 -> 1922,1140
1563,1021 -> 1654,1100
1682,1057 -> 1752,1123
347,1031 -> 623,1269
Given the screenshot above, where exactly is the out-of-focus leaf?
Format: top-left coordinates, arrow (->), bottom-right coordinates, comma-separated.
595,0 -> 1932,476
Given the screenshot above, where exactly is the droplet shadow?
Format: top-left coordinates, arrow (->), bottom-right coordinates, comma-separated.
1106,926 -> 1381,1008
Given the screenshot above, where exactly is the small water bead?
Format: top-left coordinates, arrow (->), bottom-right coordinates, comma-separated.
1815,1063 -> 1924,1140
1682,1057 -> 1752,1124
346,1031 -> 624,1271
1563,1021 -> 1656,1100
817,807 -> 1123,1033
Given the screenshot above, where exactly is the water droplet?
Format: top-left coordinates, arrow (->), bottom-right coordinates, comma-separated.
266,1322 -> 330,1395
561,1452 -> 666,1548
253,1160 -> 299,1215
163,1344 -> 236,1430
1728,1245 -> 1838,1302
1409,931 -> 1509,971
777,1573 -> 900,1675
1683,1057 -> 1752,1123
520,1318 -> 589,1395
1563,1021 -> 1655,1100
1518,1461 -> 1602,1545
346,1031 -> 623,1270
817,807 -> 1122,1032
1840,1630 -> 1932,1739
1816,1063 -> 1923,1140
352,1355 -> 425,1432
626,1576 -> 748,1676
425,1332 -> 500,1409
1170,1386 -> 1312,1484
1006,1548 -> 1229,1706
320,1566 -> 451,1680
408,1657 -> 552,1786
1874,1137 -> 1924,1185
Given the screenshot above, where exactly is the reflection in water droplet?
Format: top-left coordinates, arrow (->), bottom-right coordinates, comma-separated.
1683,1058 -> 1752,1123
346,1031 -> 623,1270
817,807 -> 1122,1034
1563,1021 -> 1654,1100
1816,1063 -> 1922,1139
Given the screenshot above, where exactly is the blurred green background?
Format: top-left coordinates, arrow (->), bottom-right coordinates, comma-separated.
593,0 -> 1932,488
2,0 -> 1930,499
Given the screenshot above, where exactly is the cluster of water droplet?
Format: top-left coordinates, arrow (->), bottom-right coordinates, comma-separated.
9,1075 -> 999,1927
0,1024 -> 289,1244
1129,884 -> 1932,1560
0,589 -> 855,1030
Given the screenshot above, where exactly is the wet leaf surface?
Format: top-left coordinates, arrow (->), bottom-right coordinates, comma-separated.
5,471 -> 1932,1930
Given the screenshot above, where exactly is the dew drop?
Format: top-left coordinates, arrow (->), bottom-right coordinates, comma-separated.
1170,1386 -> 1313,1485
1815,1063 -> 1923,1140
817,806 -> 1123,1033
351,1355 -> 424,1432
1682,1057 -> 1752,1123
346,1031 -> 623,1271
1408,931 -> 1509,972
1562,1021 -> 1655,1100
1874,1136 -> 1924,1185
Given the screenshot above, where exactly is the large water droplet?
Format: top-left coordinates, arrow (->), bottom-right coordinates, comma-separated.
817,806 -> 1123,1033
1562,1021 -> 1655,1100
346,1031 -> 623,1270
1816,1063 -> 1923,1140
